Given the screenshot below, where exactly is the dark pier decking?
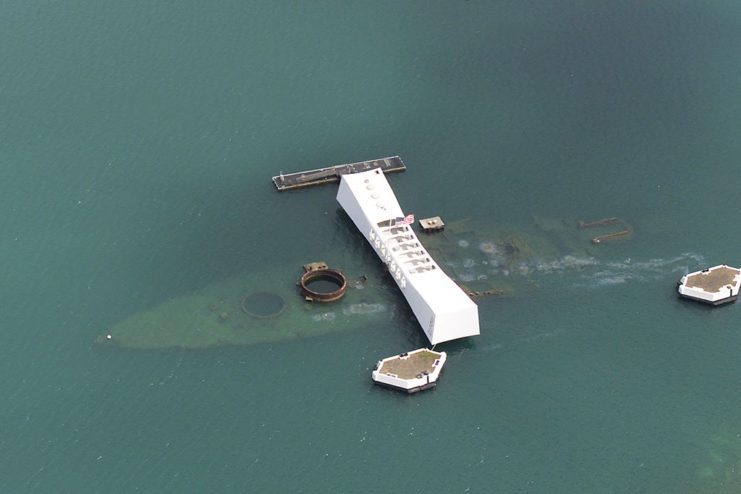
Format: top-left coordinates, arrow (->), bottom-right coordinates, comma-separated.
272,156 -> 405,191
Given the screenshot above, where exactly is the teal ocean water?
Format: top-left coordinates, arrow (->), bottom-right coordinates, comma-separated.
3,1 -> 741,492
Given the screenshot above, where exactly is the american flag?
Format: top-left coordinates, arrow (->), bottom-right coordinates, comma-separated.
395,214 -> 415,226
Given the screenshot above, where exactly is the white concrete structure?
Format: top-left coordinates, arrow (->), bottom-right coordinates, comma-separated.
372,349 -> 447,393
678,264 -> 741,305
337,168 -> 479,344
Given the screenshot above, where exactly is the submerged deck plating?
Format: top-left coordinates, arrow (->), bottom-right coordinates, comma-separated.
337,168 -> 480,344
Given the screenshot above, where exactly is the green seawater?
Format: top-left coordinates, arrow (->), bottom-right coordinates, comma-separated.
2,0 -> 741,492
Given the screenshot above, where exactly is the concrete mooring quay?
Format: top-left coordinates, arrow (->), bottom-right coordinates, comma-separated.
272,156 -> 405,191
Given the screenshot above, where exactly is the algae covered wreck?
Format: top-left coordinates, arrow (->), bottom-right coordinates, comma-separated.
421,214 -> 633,298
97,151 -> 638,350
97,210 -> 633,350
97,264 -> 393,350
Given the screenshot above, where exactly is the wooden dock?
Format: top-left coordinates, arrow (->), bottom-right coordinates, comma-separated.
272,156 -> 405,191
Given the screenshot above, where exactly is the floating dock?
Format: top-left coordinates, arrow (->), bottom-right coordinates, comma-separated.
337,167 -> 479,344
372,348 -> 447,393
272,156 -> 405,191
678,264 -> 741,305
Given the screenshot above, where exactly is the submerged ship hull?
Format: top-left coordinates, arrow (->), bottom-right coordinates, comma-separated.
97,268 -> 393,350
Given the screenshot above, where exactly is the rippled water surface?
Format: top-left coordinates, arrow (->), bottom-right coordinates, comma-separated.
2,1 -> 741,492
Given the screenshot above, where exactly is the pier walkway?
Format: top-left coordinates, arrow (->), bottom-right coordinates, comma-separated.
272,156 -> 405,191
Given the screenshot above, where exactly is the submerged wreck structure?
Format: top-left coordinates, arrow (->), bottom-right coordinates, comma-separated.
97,269 -> 393,350
337,168 -> 480,344
98,156 -> 635,351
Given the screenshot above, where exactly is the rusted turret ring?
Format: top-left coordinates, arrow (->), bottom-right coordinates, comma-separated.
300,268 -> 347,302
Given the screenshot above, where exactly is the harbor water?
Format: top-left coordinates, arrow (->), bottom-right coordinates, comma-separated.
2,1 -> 741,492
